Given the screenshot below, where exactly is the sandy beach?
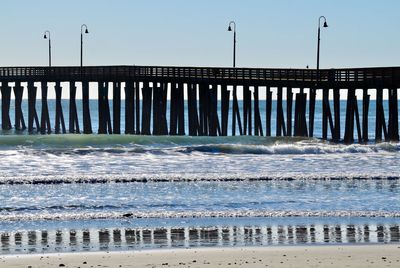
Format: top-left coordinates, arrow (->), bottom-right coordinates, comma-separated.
1,245 -> 400,268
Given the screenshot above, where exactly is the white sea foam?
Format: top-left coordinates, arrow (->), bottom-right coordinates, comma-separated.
1,210 -> 399,222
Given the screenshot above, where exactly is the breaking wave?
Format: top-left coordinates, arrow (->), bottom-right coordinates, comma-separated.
0,134 -> 398,155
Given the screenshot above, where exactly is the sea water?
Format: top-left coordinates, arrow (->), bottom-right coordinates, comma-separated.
0,100 -> 399,254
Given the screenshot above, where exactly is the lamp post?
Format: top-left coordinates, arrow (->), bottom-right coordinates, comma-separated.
316,16 -> 328,74
80,24 -> 89,67
43,30 -> 51,67
227,21 -> 236,68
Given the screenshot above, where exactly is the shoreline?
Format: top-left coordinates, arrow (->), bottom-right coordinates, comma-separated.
2,244 -> 400,268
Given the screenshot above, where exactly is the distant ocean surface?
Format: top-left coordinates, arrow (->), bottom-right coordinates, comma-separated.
0,100 -> 399,254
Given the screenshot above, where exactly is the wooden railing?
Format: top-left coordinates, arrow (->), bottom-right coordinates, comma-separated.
0,65 -> 399,85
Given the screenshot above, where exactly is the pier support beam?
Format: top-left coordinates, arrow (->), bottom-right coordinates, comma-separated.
375,88 -> 387,142
231,85 -> 242,136
54,82 -> 66,134
333,88 -> 341,141
362,89 -> 370,142
309,88 -> 316,137
188,83 -> 200,136
322,88 -> 334,140
13,82 -> 26,131
113,82 -> 121,134
294,89 -> 308,137
27,81 -> 40,133
1,83 -> 12,130
141,82 -> 152,135
253,86 -> 263,136
98,82 -> 112,134
135,81 -> 141,134
265,86 -> 272,136
124,81 -> 135,134
286,87 -> 292,136
344,88 -> 362,143
40,81 -> 51,134
243,85 -> 252,135
276,86 -> 286,136
388,87 -> 399,141
82,81 -> 92,134
69,81 -> 80,134
209,84 -> 219,136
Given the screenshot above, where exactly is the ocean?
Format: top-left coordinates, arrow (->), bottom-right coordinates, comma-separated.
0,100 -> 399,254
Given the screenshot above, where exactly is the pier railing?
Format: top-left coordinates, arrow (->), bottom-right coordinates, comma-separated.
1,65 -> 400,86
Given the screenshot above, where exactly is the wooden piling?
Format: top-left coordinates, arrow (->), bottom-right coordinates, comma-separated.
309,88 -> 316,137
160,82 -> 169,135
54,82 -> 66,134
135,81 -> 140,134
177,83 -> 185,135
231,85 -> 243,136
13,82 -> 26,131
266,86 -> 272,136
208,84 -> 219,136
253,85 -> 263,136
141,82 -> 152,135
27,81 -> 40,133
82,81 -> 92,134
40,81 -> 51,134
69,81 -> 80,134
169,82 -> 178,135
1,83 -> 12,130
113,82 -> 121,134
333,88 -> 341,141
124,81 -> 135,134
152,82 -> 161,135
221,84 -> 230,136
388,87 -> 399,141
362,89 -> 370,142
294,90 -> 308,137
276,86 -> 286,136
97,82 -> 112,134
187,83 -> 200,136
286,87 -> 292,136
375,88 -> 387,141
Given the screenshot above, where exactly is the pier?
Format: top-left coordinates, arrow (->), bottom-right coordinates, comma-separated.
0,65 -> 399,143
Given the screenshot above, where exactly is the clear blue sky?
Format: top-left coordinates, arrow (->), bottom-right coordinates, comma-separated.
1,0 -> 399,69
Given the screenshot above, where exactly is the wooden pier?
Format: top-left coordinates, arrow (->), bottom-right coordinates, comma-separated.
0,65 -> 399,143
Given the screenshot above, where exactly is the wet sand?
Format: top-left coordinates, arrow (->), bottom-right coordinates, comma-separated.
1,245 -> 400,268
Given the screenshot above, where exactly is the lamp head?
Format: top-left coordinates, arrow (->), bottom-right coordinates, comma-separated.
323,21 -> 328,28
44,34 -> 47,39
228,25 -> 232,31
85,28 -> 89,34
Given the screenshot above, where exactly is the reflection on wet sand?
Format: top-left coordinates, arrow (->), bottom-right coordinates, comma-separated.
1,223 -> 399,254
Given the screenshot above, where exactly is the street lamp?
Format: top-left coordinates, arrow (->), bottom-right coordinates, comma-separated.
316,16 -> 328,74
43,30 -> 51,67
80,24 -> 89,67
227,21 -> 236,68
